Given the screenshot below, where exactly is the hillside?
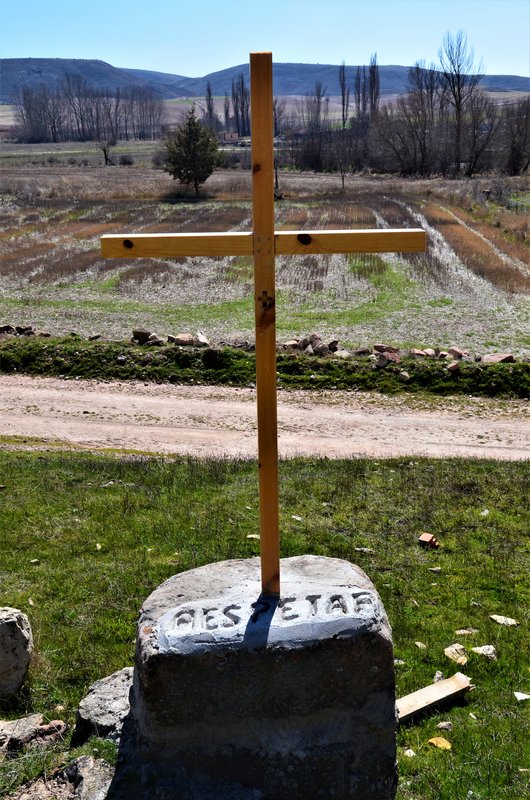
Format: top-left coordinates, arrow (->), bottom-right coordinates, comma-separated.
1,57 -> 528,103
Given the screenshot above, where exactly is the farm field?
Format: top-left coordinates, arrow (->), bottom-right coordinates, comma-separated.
0,153 -> 529,357
1,149 -> 529,799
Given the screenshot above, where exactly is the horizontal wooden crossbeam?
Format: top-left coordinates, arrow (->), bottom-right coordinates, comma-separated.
101,228 -> 426,259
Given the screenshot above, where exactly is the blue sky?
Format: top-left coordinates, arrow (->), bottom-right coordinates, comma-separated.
1,0 -> 529,77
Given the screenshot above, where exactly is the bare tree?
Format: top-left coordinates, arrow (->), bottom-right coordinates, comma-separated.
231,73 -> 250,136
223,93 -> 231,131
204,81 -> 219,132
464,89 -> 499,176
339,61 -> 350,130
405,62 -> 441,174
502,97 -> 530,175
273,96 -> 286,137
231,78 -> 241,135
438,30 -> 483,175
368,53 -> 380,118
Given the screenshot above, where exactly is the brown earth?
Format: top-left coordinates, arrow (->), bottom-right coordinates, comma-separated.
1,375 -> 528,460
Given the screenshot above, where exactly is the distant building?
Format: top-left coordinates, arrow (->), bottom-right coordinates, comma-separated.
219,131 -> 239,144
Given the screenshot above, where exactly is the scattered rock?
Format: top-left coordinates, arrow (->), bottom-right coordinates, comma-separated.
147,334 -> 163,346
373,343 -> 400,354
436,721 -> 453,731
7,755 -> 115,800
418,532 -> 439,548
403,748 -> 416,757
116,355 -> 127,365
428,567 -> 442,574
0,324 -> 16,334
409,348 -> 427,357
446,360 -> 460,373
64,755 -> 114,800
375,351 -> 401,368
352,347 -> 373,356
471,644 -> 497,660
15,325 -> 34,335
448,346 -> 468,359
414,641 -> 427,650
394,659 -> 406,666
433,670 -> 445,683
327,339 -> 340,353
196,331 -> 210,347
354,547 -> 375,554
0,608 -> 33,698
131,328 -> 151,344
514,691 -> 530,702
423,348 -> 437,358
88,334 -> 102,341
489,614 -> 518,626
455,628 -> 479,636
399,370 -> 410,380
313,342 -> 329,357
0,714 -> 67,753
444,643 -> 467,665
482,353 -> 515,364
71,666 -> 133,746
334,349 -> 353,359
283,339 -> 300,349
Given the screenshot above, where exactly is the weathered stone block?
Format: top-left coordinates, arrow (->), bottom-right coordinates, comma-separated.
115,556 -> 396,799
0,607 -> 33,698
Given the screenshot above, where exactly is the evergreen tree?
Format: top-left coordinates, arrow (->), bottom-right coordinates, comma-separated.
163,107 -> 218,195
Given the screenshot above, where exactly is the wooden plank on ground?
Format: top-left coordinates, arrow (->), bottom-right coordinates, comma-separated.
397,672 -> 474,724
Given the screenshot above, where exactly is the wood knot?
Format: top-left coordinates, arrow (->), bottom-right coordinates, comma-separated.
252,163 -> 261,174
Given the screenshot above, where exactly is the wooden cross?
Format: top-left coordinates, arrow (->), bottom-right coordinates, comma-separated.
101,52 -> 425,597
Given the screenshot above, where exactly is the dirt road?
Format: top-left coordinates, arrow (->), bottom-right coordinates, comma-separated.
0,375 -> 528,460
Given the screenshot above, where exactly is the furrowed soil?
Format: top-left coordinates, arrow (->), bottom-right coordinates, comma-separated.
1,375 -> 528,459
1,164 -> 529,357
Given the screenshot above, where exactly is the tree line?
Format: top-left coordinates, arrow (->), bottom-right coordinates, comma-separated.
201,32 -> 529,178
14,74 -> 165,153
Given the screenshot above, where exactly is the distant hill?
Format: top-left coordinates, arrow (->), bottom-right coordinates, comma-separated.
1,57 -> 528,104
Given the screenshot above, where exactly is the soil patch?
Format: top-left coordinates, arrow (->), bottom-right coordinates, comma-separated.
1,375 -> 528,460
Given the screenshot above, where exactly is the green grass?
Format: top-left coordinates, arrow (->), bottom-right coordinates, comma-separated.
1,336 -> 529,398
0,452 -> 528,797
288,260 -> 417,330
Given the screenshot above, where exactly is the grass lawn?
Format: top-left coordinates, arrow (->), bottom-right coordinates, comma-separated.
0,451 -> 528,798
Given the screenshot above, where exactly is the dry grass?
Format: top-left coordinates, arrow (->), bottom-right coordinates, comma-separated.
421,203 -> 530,294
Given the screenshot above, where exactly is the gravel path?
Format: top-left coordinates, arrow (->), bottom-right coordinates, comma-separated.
1,376 -> 528,460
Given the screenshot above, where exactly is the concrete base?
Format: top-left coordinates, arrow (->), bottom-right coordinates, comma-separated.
109,556 -> 396,799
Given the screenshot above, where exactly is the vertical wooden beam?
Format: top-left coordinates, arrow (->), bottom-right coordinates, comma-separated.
250,52 -> 280,596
